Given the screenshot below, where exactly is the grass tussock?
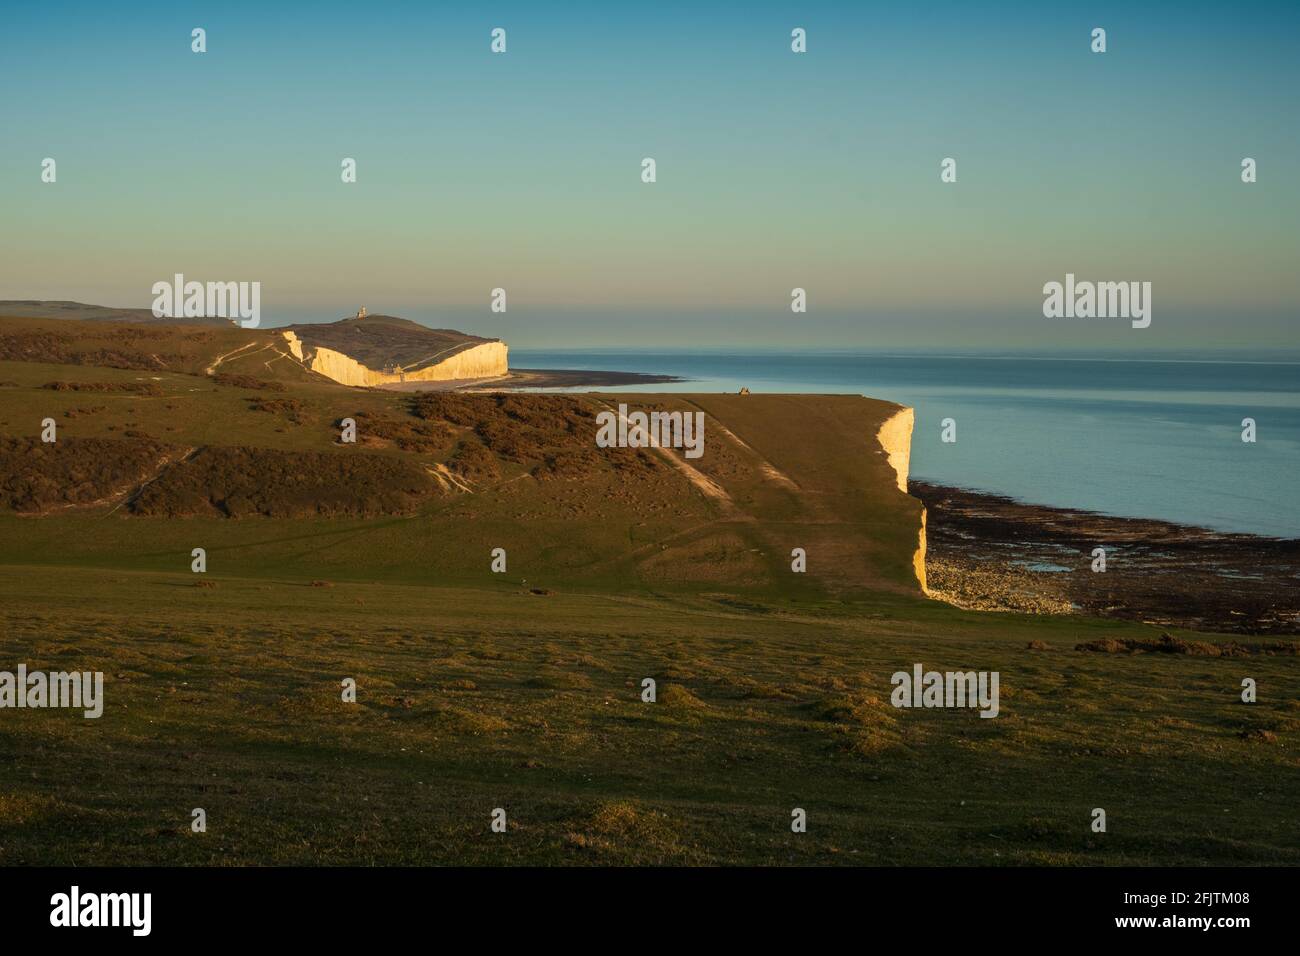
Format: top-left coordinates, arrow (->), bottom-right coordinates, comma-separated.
658,684 -> 708,711
563,801 -> 685,859
426,704 -> 510,735
808,692 -> 902,758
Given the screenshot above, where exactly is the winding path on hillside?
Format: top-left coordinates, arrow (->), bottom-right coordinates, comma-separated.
204,341 -> 261,375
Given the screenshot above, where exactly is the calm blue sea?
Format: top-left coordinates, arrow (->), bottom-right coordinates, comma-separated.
511,350 -> 1300,538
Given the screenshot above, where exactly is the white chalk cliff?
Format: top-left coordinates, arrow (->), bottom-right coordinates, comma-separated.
281,331 -> 508,387
876,406 -> 928,593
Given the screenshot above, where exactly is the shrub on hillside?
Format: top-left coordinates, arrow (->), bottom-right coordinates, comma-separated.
212,373 -> 285,391
346,411 -> 454,453
129,445 -> 441,518
43,381 -> 164,396
0,436 -> 171,512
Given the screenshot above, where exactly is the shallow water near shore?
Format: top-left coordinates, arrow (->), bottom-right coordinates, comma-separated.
514,349 -> 1300,538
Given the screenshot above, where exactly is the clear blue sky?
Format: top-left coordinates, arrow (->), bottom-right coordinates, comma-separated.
2,1 -> 1297,348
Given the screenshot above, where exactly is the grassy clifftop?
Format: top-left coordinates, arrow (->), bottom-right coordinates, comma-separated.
0,341 -> 925,599
0,311 -> 504,384
0,326 -> 1296,867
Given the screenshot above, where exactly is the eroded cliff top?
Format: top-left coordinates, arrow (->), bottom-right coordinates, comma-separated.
284,315 -> 500,372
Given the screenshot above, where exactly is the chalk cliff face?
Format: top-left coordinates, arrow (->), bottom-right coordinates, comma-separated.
280,331 -> 507,387
876,406 -> 928,593
876,407 -> 913,495
915,506 -> 928,593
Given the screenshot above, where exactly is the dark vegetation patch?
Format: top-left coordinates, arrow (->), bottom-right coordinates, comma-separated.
82,348 -> 180,369
247,398 -> 308,424
447,440 -> 500,481
411,392 -> 659,479
531,447 -> 605,481
0,328 -> 184,370
63,406 -> 106,419
43,381 -> 164,396
411,393 -> 596,459
475,395 -> 596,463
1075,633 -> 1300,657
212,373 -> 285,391
129,446 -> 440,518
407,392 -> 488,427
0,436 -> 171,512
711,596 -> 773,614
346,411 -> 454,453
1239,728 -> 1278,744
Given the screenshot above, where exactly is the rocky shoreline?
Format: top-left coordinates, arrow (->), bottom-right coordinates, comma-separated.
911,481 -> 1300,636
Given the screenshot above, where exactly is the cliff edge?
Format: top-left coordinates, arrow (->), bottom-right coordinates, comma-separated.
876,406 -> 928,593
282,315 -> 507,387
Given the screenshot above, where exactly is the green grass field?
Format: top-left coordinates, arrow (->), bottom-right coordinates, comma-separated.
0,316 -> 1296,866
1,565 -> 1296,866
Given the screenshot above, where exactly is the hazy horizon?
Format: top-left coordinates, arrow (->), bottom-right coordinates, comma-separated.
9,299 -> 1300,356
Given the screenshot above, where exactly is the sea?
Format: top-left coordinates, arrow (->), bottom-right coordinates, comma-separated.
510,349 -> 1300,538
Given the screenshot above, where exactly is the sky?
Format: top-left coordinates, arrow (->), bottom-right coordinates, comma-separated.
2,1 -> 1297,349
